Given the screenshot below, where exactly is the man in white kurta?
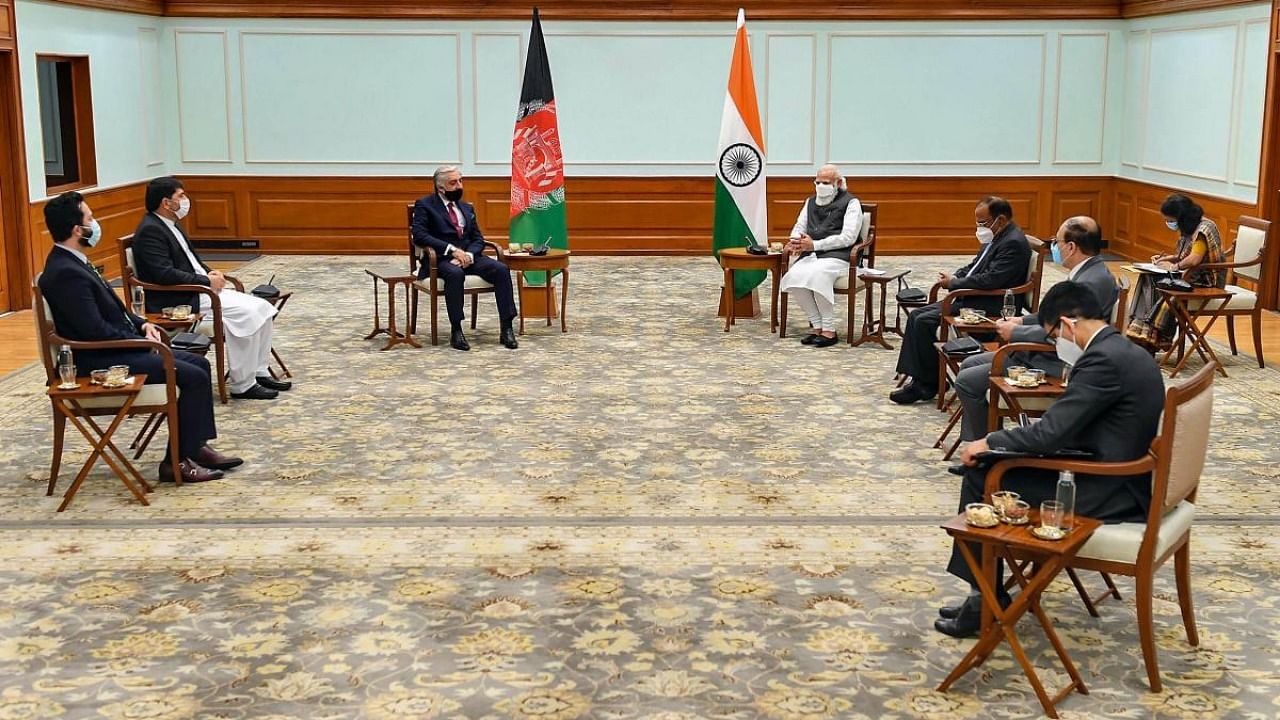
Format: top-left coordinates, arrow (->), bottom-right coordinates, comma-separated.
778,164 -> 863,347
132,177 -> 285,400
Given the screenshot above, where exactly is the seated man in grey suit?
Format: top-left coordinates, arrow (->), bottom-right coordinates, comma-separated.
935,281 -> 1164,638
952,216 -> 1118,444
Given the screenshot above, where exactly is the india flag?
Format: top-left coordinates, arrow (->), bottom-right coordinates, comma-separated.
712,8 -> 767,299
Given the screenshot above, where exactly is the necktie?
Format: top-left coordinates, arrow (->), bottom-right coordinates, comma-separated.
447,203 -> 463,238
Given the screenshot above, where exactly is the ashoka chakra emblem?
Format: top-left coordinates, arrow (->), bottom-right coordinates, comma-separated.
719,143 -> 762,187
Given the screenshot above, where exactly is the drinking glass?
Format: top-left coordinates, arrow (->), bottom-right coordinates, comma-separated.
507,243 -> 520,253
172,305 -> 191,320
131,287 -> 145,316
1005,500 -> 1031,524
992,490 -> 1020,517
1006,365 -> 1027,381
90,369 -> 109,385
59,364 -> 77,387
107,365 -> 130,385
1041,501 -> 1065,533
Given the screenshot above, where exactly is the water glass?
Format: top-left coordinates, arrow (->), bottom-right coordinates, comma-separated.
1041,501 -> 1065,533
131,287 -> 145,316
59,364 -> 77,387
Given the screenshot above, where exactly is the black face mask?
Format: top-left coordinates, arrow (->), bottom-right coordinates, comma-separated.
443,188 -> 463,202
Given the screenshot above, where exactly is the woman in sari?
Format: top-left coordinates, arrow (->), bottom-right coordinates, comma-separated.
1125,193 -> 1226,352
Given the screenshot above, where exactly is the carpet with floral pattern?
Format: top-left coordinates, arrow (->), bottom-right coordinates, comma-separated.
0,255 -> 1277,719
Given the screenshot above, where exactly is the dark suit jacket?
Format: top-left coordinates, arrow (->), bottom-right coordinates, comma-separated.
986,326 -> 1164,520
131,212 -> 213,313
411,194 -> 486,278
38,246 -> 148,369
949,223 -> 1033,316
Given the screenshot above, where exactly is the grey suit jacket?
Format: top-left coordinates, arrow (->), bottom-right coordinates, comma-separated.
986,326 -> 1163,520
1007,255 -> 1119,374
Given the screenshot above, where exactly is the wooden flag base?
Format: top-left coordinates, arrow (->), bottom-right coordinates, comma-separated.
717,287 -> 761,319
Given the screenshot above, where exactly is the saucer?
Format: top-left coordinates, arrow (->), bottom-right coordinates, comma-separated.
57,382 -> 79,390
1031,526 -> 1065,540
102,376 -> 134,389
1002,515 -> 1030,525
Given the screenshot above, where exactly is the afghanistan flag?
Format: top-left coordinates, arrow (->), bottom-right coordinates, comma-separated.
712,8 -> 767,299
510,7 -> 566,287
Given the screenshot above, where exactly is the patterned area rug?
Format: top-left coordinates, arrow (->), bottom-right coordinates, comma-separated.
0,255 -> 1276,718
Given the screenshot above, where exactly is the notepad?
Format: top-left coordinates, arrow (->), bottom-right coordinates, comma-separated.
1129,262 -> 1168,274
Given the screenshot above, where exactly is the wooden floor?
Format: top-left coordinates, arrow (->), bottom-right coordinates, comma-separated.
1,258 -> 1277,379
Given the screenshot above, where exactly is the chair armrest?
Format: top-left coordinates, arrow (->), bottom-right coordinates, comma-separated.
46,333 -> 178,387
927,281 -> 947,303
940,281 -> 1035,316
983,453 -> 1157,500
1194,255 -> 1263,272
990,342 -> 1054,375
130,281 -> 225,317
223,274 -> 246,292
482,241 -> 503,259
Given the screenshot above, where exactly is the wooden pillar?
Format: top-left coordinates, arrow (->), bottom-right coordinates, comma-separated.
1254,0 -> 1280,309
0,0 -> 34,312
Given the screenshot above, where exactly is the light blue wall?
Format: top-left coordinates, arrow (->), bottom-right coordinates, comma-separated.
14,1 -> 1271,203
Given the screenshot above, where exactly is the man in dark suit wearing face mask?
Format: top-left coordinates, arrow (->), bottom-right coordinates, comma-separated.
934,281 -> 1163,638
411,165 -> 519,351
37,192 -> 241,484
890,196 -> 1032,405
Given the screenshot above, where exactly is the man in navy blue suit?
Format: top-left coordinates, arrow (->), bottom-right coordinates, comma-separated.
37,192 -> 241,483
411,165 -> 519,351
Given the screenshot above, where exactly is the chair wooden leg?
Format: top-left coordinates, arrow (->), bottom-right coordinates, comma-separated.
48,409 -> 65,496
470,293 -> 478,329
1136,572 -> 1162,692
847,290 -> 856,345
1225,315 -> 1238,355
1174,543 -> 1199,647
409,286 -> 419,336
779,292 -> 789,338
1066,568 -> 1102,618
430,292 -> 439,346
137,413 -> 165,457
1251,310 -> 1265,368
933,406 -> 962,450
214,336 -> 228,404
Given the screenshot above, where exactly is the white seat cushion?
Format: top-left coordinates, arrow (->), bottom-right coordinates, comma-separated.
76,383 -> 177,410
834,273 -> 865,292
1075,500 -> 1195,565
414,276 -> 494,293
1223,284 -> 1257,311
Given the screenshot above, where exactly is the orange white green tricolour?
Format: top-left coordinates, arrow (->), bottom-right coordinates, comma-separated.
712,8 -> 768,299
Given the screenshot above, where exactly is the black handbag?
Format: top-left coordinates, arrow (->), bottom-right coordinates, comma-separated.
1155,274 -> 1193,292
895,272 -> 927,304
170,332 -> 212,352
942,336 -> 983,356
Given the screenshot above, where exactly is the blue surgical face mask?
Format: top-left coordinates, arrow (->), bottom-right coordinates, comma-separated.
1051,242 -> 1063,265
80,220 -> 102,248
1165,220 -> 1180,232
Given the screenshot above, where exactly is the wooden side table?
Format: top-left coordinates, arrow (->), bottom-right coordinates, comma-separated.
47,376 -> 152,512
938,511 -> 1101,718
264,291 -> 295,379
719,247 -> 784,333
852,268 -> 910,349
986,376 -> 1067,435
145,312 -> 205,333
1157,286 -> 1232,379
364,269 -> 421,350
504,249 -> 571,335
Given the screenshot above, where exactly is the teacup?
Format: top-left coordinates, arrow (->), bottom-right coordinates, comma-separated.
161,307 -> 175,318
106,365 -> 130,386
1004,500 -> 1031,524
171,305 -> 192,320
507,243 -> 521,253
1006,365 -> 1027,381
992,490 -> 1021,517
965,502 -> 998,527
522,243 -> 535,252
90,369 -> 109,385
769,242 -> 784,253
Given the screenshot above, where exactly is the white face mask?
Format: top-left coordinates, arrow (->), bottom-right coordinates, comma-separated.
173,197 -> 191,220
975,227 -> 995,245
814,182 -> 837,203
1054,320 -> 1084,366
80,219 -> 102,247
1164,219 -> 1179,232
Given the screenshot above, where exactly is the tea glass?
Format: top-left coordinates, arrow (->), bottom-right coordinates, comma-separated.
90,369 -> 109,385
106,365 -> 130,386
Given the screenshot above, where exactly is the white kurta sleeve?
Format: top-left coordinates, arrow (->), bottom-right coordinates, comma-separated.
790,203 -> 809,240
812,199 -> 863,252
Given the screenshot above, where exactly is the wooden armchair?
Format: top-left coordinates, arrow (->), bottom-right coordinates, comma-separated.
1194,215 -> 1270,367
118,234 -> 239,403
983,361 -> 1215,692
33,280 -> 182,494
404,204 -> 504,346
938,236 -> 1047,342
779,202 -> 878,342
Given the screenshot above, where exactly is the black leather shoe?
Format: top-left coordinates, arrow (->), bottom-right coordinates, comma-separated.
256,376 -> 292,391
800,333 -> 820,345
195,445 -> 243,471
812,333 -> 839,347
947,464 -> 966,477
889,382 -> 937,405
230,383 -> 279,400
158,460 -> 223,484
500,327 -> 519,349
450,329 -> 470,351
939,592 -> 1010,620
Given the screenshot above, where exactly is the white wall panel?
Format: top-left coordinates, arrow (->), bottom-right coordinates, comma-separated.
1053,33 -> 1108,165
764,33 -> 816,166
1144,24 -> 1237,181
828,32 -> 1045,166
137,27 -> 165,167
175,30 -> 231,163
1121,29 -> 1148,168
1235,19 -> 1268,187
239,31 -> 461,164
473,33 -> 523,167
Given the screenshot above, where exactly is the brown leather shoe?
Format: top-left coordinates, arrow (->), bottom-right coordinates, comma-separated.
158,460 -> 224,483
195,445 -> 244,471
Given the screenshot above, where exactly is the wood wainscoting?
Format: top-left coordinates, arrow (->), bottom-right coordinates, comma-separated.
25,181 -> 150,283
176,174 -> 1117,259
